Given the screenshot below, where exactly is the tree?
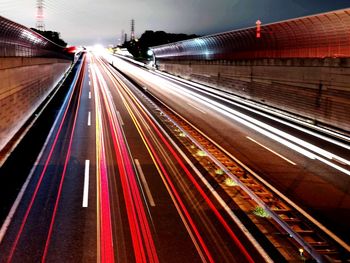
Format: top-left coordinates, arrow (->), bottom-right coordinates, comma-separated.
122,30 -> 200,59
30,28 -> 67,47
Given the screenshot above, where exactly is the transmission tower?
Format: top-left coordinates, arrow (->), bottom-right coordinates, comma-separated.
121,29 -> 124,45
131,19 -> 135,41
36,0 -> 45,31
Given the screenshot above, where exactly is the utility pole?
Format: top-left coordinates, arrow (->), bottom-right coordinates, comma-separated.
36,0 -> 45,31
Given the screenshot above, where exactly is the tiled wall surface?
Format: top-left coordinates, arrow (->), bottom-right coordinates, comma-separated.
0,57 -> 70,151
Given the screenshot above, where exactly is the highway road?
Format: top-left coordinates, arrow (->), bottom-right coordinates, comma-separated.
104,54 -> 350,260
0,54 -> 96,262
0,53 -> 270,262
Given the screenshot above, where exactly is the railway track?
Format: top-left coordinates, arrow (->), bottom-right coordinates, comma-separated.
140,87 -> 350,263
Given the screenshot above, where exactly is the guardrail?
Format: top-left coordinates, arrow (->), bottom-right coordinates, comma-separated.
151,8 -> 350,60
0,15 -> 71,59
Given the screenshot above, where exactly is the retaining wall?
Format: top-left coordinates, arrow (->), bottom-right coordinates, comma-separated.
0,57 -> 71,151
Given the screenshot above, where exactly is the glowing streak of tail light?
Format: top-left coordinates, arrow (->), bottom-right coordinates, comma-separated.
6,57 -> 85,263
107,53 -> 350,256
99,64 -> 214,262
105,70 -> 255,263
106,103 -> 147,263
91,62 -> 115,263
111,56 -> 350,174
149,78 -> 350,172
155,70 -> 350,151
120,98 -> 215,263
137,100 -> 256,263
98,65 -> 156,261
95,64 -> 158,263
175,87 -> 350,175
42,61 -> 86,262
93,64 -> 145,263
98,132 -> 115,263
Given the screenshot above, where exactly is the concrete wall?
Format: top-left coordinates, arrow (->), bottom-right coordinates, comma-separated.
0,57 -> 71,151
157,58 -> 350,133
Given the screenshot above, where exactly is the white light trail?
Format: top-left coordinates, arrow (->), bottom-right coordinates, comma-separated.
106,54 -> 350,176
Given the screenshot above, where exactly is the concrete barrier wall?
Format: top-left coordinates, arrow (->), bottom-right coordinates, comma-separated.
157,58 -> 350,133
0,57 -> 71,151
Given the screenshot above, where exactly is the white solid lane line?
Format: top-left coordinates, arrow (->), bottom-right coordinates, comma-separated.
82,160 -> 90,208
117,111 -> 124,126
247,136 -> 297,165
134,159 -> 155,207
88,111 -> 91,126
187,103 -> 206,114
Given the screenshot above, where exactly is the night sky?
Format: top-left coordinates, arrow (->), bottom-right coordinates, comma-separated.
0,0 -> 349,46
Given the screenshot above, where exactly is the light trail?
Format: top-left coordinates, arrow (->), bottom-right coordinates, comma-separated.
105,52 -> 350,256
116,86 -> 215,263
5,57 -> 85,263
168,82 -> 350,175
124,87 -> 256,263
93,60 -> 159,263
101,64 -> 215,262
98,59 -> 215,262
42,58 -> 86,262
101,59 -> 256,262
91,61 -> 115,263
91,65 -> 114,262
155,70 -> 350,150
108,55 -> 350,175
95,63 -> 147,263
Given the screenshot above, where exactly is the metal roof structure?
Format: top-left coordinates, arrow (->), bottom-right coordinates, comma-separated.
0,15 -> 69,58
151,8 -> 350,60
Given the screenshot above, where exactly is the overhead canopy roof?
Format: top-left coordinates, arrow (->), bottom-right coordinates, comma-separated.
151,8 -> 350,60
0,15 -> 67,58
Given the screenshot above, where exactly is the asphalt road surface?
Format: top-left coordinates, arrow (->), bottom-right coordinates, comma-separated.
0,53 -> 267,262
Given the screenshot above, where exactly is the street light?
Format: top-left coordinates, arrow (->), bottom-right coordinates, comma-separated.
147,49 -> 153,56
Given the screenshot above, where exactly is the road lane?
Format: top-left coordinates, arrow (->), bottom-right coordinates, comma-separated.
44,54 -> 97,262
4,50 -> 347,262
0,54 -> 98,262
95,56 -> 267,262
107,55 -> 350,248
91,56 -> 205,262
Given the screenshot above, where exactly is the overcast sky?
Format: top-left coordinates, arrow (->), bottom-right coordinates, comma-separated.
0,0 -> 349,46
